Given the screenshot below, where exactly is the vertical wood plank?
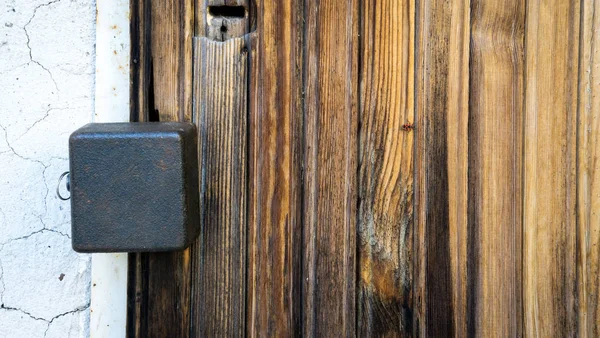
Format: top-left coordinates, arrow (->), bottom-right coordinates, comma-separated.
145,251 -> 192,338
128,2 -> 194,337
357,0 -> 415,335
468,1 -> 525,336
246,0 -> 304,336
151,0 -> 194,122
523,0 -> 580,336
130,0 -> 152,122
578,1 -> 600,336
303,0 -> 359,335
414,0 -> 470,336
192,36 -> 248,337
445,0 -> 470,336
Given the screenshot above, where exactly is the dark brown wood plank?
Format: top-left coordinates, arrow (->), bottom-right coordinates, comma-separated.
245,0 -> 304,336
357,0 -> 415,336
414,0 -> 470,336
577,1 -> 600,335
127,2 -> 194,337
192,36 -> 248,337
302,0 -> 359,335
130,0 -> 152,122
523,0 -> 580,336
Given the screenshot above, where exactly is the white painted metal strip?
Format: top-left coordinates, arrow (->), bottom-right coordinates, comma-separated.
91,0 -> 130,337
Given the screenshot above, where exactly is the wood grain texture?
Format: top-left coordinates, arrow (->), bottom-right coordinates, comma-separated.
303,0 -> 359,336
523,0 -> 580,336
245,0 -> 304,336
578,0 -> 600,336
192,36 -> 248,337
130,0 -> 152,122
126,0 -> 600,336
468,1 -> 525,336
357,0 -> 414,336
151,0 -> 194,122
127,3 -> 194,337
445,1 -> 470,336
414,1 -> 470,336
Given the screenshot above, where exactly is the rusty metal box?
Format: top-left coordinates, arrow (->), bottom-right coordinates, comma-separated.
69,122 -> 199,252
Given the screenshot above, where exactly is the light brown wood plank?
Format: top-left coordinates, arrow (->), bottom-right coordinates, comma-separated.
192,36 -> 248,337
578,0 -> 600,336
445,1 -> 470,336
303,0 -> 359,335
245,0 -> 304,335
151,0 -> 194,122
468,1 -> 525,335
414,0 -> 470,336
523,0 -> 580,336
357,0 -> 415,335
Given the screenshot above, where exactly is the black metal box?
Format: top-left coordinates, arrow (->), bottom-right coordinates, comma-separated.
69,122 -> 200,252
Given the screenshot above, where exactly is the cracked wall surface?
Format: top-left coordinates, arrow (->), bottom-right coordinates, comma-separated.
0,0 -> 95,337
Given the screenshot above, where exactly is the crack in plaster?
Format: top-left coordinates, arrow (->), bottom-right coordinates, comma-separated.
0,123 -> 48,168
38,217 -> 71,239
14,106 -> 71,142
0,63 -> 28,75
22,0 -> 63,93
0,228 -> 70,251
0,304 -> 48,322
0,0 -> 94,335
0,301 -> 90,332
0,123 -> 51,222
43,302 -> 90,338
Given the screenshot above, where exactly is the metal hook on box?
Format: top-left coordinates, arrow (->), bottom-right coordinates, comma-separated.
57,171 -> 70,201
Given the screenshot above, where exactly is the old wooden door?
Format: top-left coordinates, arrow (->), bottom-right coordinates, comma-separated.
126,0 -> 600,336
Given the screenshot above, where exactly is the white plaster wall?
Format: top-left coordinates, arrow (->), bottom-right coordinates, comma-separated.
0,0 -> 96,337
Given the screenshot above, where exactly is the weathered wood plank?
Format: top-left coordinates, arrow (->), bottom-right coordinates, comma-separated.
445,1 -> 470,336
245,0 -> 304,336
523,0 -> 580,336
151,0 -> 194,122
578,2 -> 600,336
145,251 -> 192,337
357,0 -> 415,335
467,1 -> 525,335
303,0 -> 359,335
414,0 -> 470,336
127,2 -> 194,337
130,0 -> 152,122
192,36 -> 248,337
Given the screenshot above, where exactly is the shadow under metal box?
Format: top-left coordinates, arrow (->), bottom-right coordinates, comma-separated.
69,122 -> 200,253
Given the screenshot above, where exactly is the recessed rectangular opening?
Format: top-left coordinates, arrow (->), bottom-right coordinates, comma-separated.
208,6 -> 246,18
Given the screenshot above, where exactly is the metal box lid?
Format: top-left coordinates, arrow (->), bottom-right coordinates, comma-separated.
69,122 -> 199,252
